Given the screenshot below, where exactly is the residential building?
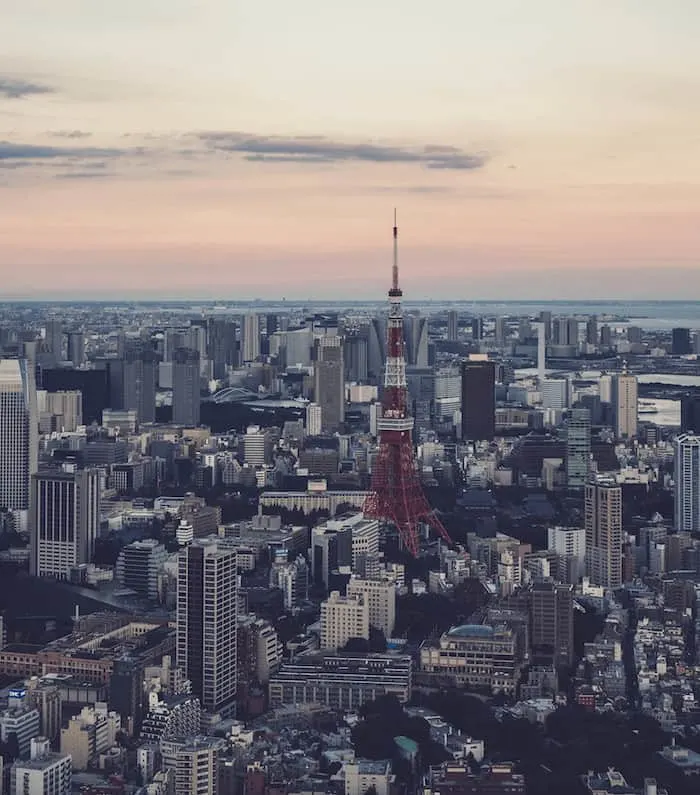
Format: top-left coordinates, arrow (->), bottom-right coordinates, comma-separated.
612,369 -> 638,439
177,542 -> 237,713
320,591 -> 370,651
674,433 -> 700,533
347,576 -> 396,637
585,475 -> 623,588
566,408 -> 591,489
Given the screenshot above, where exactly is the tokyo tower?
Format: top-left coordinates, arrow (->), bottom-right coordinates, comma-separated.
363,213 -> 453,556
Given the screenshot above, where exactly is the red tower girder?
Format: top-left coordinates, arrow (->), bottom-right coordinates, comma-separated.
363,213 -> 452,556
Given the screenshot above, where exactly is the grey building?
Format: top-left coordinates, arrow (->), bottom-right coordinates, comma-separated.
172,347 -> 200,426
566,408 -> 591,489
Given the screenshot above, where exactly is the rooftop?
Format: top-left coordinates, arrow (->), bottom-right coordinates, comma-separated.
447,624 -> 495,639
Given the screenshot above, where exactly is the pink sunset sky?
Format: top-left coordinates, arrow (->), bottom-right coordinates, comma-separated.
1,0 -> 699,299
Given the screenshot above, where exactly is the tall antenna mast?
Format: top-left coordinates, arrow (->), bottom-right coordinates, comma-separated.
392,208 -> 399,293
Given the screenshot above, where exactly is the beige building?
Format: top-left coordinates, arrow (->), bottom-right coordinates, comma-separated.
60,704 -> 120,771
613,370 -> 638,439
347,577 -> 396,638
320,591 -> 369,651
585,475 -> 623,589
160,736 -> 226,795
345,760 -> 394,795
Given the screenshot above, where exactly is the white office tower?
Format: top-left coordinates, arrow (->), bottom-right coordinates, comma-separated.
306,402 -> 322,436
44,391 -> 82,433
177,542 -> 237,714
30,465 -> 100,579
585,475 -> 623,588
241,313 -> 261,362
541,378 -> 569,410
537,323 -> 546,384
320,591 -> 370,651
0,359 -> 38,523
674,433 -> 700,532
10,737 -> 71,795
612,368 -> 638,439
347,576 -> 396,637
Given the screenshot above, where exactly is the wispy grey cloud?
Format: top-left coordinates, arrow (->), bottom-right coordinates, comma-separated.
198,132 -> 487,171
0,141 -> 125,161
49,130 -> 92,139
0,76 -> 54,100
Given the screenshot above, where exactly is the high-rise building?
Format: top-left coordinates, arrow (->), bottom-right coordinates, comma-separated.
404,313 -> 429,366
612,369 -> 638,439
585,315 -> 598,346
0,358 -> 38,516
585,475 -> 623,588
530,582 -> 574,667
45,390 -> 82,433
320,591 -> 370,651
30,465 -> 100,579
207,317 -> 237,379
241,313 -> 261,362
672,327 -> 691,356
471,317 -> 483,342
44,320 -> 64,363
177,541 -> 237,713
122,343 -> 158,424
461,359 -> 495,441
172,347 -> 200,426
446,310 -> 458,342
116,538 -> 169,600
66,332 -> 85,367
674,433 -> 700,533
494,317 -> 507,347
314,336 -> 344,432
566,408 -> 591,489
347,576 -> 396,638
306,402 -> 322,436
681,395 -> 700,433
541,378 -> 568,410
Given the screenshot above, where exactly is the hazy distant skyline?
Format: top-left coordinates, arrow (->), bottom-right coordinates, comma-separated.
1,1 -> 699,299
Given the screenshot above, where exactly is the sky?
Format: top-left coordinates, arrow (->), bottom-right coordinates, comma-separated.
1,0 -> 699,300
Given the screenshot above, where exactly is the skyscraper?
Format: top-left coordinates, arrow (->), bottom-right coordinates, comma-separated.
672,327 -> 691,355
172,347 -> 200,426
122,343 -> 158,424
206,317 -> 236,380
461,359 -> 495,441
446,310 -> 458,342
177,541 -> 237,714
241,313 -> 261,363
314,336 -> 344,432
43,320 -> 64,363
529,582 -> 574,667
404,313 -> 429,367
566,408 -> 591,489
674,433 -> 700,533
30,465 -> 100,579
585,315 -> 598,346
612,369 -> 638,439
67,332 -> 85,367
0,358 -> 38,515
585,475 -> 623,588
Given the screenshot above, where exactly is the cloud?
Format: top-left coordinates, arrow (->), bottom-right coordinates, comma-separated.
198,132 -> 487,171
0,141 -> 130,162
49,130 -> 92,139
0,76 -> 54,100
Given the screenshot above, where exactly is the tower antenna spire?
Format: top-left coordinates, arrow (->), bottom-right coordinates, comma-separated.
392,209 -> 399,292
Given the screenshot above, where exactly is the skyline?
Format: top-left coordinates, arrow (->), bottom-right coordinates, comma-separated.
1,1 -> 699,299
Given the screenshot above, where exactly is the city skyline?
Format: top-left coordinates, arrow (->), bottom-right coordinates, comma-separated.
1,1 -> 699,299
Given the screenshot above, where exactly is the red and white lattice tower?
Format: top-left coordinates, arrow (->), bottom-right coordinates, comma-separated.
363,213 -> 453,556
